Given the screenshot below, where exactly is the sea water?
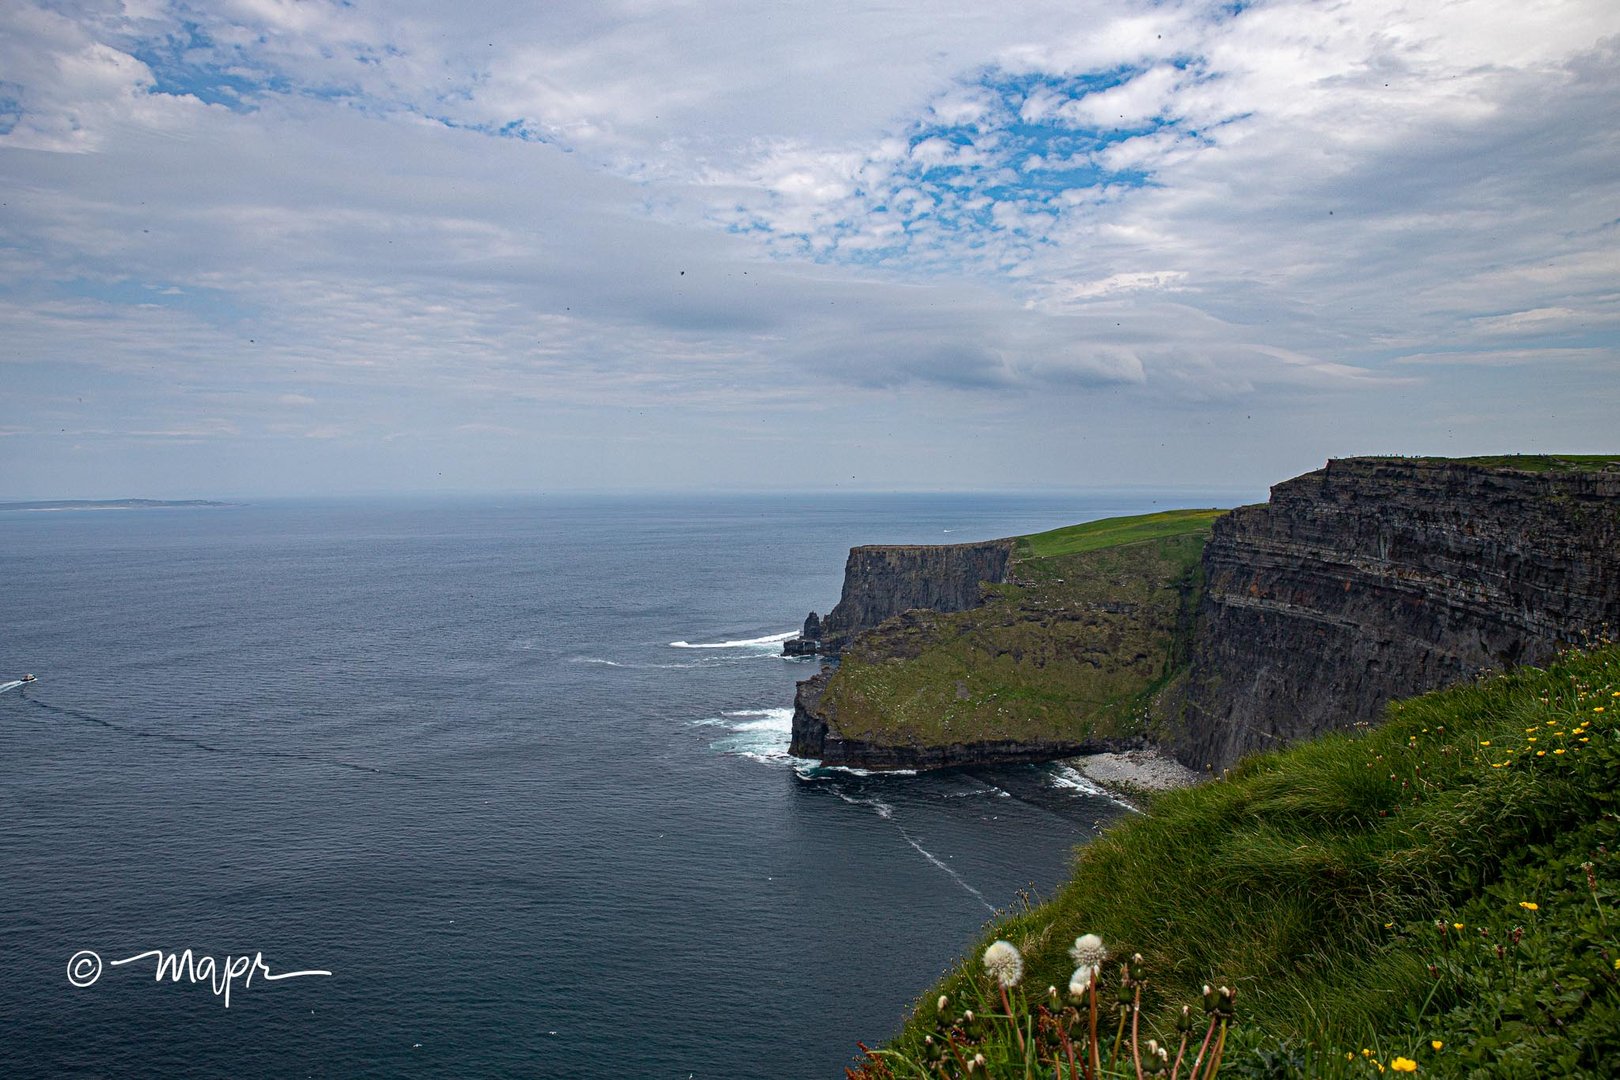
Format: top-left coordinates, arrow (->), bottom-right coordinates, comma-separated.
0,492 -> 1214,1078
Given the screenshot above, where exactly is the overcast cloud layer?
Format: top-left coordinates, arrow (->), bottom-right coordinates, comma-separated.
2,0 -> 1617,496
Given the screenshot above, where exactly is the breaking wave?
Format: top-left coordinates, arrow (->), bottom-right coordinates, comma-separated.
668,631 -> 796,649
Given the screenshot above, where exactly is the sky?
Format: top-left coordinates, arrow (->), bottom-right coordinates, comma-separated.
2,0 -> 1617,498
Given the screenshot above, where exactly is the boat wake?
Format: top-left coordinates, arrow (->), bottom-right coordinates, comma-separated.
0,680 -> 23,695
23,697 -> 429,781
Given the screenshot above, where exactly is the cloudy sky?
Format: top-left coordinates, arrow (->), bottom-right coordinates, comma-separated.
2,0 -> 1617,497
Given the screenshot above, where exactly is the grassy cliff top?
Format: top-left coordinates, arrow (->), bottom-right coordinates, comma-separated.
873,643 -> 1620,1078
1016,507 -> 1226,559
1354,454 -> 1620,473
820,509 -> 1224,748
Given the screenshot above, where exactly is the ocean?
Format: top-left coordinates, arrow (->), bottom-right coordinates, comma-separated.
0,492 -> 1214,1078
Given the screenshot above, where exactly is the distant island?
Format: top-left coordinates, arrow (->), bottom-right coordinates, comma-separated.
0,499 -> 235,512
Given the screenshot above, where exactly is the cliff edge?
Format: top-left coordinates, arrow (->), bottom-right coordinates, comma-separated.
1170,455 -> 1620,769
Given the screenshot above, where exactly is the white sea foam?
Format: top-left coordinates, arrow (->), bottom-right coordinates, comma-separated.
703,707 -> 795,765
1050,765 -> 1140,812
0,680 -> 22,694
669,631 -> 796,649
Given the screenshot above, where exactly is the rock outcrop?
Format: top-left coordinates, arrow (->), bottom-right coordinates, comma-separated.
783,539 -> 1015,656
1172,457 -> 1620,770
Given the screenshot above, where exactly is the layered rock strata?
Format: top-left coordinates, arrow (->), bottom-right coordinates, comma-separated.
783,540 -> 1015,657
1173,458 -> 1620,769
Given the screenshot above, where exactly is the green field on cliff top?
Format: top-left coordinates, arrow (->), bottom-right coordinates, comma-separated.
1017,508 -> 1227,558
818,508 -> 1223,748
1369,454 -> 1620,473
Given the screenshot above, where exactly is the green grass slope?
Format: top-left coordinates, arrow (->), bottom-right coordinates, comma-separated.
818,509 -> 1223,748
873,645 -> 1620,1078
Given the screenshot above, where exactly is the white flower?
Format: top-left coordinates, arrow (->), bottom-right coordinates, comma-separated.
1068,964 -> 1097,997
983,939 -> 1024,988
1069,933 -> 1107,968
937,995 -> 949,1012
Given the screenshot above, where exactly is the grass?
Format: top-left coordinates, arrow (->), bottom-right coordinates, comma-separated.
1361,455 -> 1620,474
817,510 -> 1221,747
869,644 -> 1620,1078
1018,509 -> 1228,559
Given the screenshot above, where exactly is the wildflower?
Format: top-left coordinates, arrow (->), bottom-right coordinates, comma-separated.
937,995 -> 948,1012
1391,1057 -> 1418,1072
983,940 -> 1024,988
1384,922 -> 1395,929
1069,933 -> 1107,968
1537,751 -> 1546,757
1555,749 -> 1566,755
1068,965 -> 1097,998
1596,706 -> 1606,713
1519,901 -> 1539,911
1479,740 -> 1490,746
1432,1040 -> 1444,1050
1614,958 -> 1619,970
1453,922 -> 1464,931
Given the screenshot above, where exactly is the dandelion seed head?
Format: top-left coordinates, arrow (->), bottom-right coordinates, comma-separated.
982,939 -> 1024,988
1069,964 -> 1097,998
1069,933 -> 1107,967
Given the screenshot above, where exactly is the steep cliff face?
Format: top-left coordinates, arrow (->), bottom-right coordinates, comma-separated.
784,540 -> 1015,656
1173,457 -> 1620,770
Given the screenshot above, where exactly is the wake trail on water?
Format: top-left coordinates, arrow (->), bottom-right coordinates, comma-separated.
24,696 -> 428,781
832,789 -> 996,913
0,680 -> 23,694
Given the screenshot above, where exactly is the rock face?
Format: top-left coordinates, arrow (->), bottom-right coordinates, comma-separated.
1173,458 -> 1620,770
783,540 -> 1015,656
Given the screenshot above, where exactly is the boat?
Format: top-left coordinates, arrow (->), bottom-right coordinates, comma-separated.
20,674 -> 35,683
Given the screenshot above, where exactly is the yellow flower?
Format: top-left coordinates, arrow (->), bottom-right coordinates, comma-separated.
1528,736 -> 1537,742
1520,901 -> 1539,911
1479,740 -> 1491,746
1391,1057 -> 1418,1072
1363,1049 -> 1373,1057
1536,750 -> 1546,757
1347,1052 -> 1355,1061
1580,738 -> 1589,743
1596,706 -> 1606,713
1555,749 -> 1566,755
1384,922 -> 1395,929
1547,721 -> 1556,727
1432,1040 -> 1444,1051
1452,922 -> 1464,930
1614,958 -> 1620,970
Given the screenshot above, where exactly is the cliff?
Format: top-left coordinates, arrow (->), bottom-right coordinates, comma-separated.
783,539 -> 1015,656
788,510 -> 1221,769
1170,456 -> 1620,769
787,457 -> 1620,775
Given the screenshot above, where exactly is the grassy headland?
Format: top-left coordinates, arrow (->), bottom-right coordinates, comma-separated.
866,644 -> 1620,1078
1365,454 -> 1620,474
817,508 -> 1223,749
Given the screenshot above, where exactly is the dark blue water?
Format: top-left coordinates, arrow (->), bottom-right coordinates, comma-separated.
0,493 -> 1213,1078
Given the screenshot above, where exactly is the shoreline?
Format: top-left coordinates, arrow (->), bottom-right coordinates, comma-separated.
1062,748 -> 1204,801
